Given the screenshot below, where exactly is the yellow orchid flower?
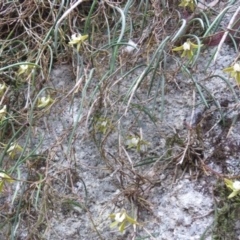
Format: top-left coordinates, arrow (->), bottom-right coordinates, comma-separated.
18,64 -> 34,76
0,105 -> 7,122
224,178 -> 240,198
172,39 -> 203,59
179,0 -> 195,11
172,39 -> 203,60
0,82 -> 7,97
126,135 -> 150,152
69,33 -> 88,52
6,142 -> 23,159
109,210 -> 140,233
0,172 -> 15,193
223,62 -> 240,85
37,96 -> 54,108
94,117 -> 114,134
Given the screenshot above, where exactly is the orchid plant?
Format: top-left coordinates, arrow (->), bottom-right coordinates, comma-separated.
0,171 -> 15,193
37,95 -> 54,108
172,39 -> 203,60
94,117 -> 114,135
0,82 -> 7,97
224,178 -> 240,199
69,33 -> 88,52
109,210 -> 140,233
6,142 -> 23,159
223,62 -> 240,84
126,135 -> 150,152
0,105 -> 7,122
179,0 -> 195,11
18,64 -> 35,76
